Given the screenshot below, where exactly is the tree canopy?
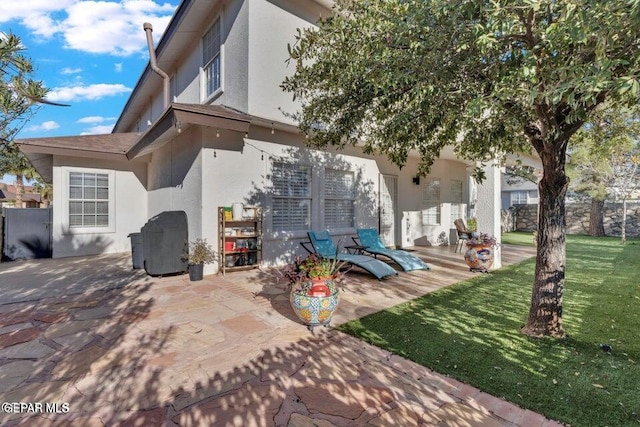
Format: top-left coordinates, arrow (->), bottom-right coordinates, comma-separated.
568,104 -> 640,203
567,104 -> 640,236
283,0 -> 640,337
1,31 -> 48,150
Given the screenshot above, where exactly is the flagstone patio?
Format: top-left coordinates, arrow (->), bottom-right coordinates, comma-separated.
0,244 -> 563,426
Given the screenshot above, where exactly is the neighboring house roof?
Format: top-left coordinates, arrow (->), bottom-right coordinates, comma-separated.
0,183 -> 41,203
16,133 -> 142,183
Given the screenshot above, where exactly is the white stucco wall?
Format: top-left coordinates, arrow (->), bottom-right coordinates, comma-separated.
197,123 -> 473,272
51,157 -> 148,258
247,0 -> 327,123
134,0 -> 248,130
147,126 -> 204,243
476,161 -> 502,269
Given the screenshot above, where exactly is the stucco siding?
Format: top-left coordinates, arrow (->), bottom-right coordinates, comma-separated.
199,124 -> 473,270
51,156 -> 148,258
247,0 -> 328,124
147,126 -> 204,244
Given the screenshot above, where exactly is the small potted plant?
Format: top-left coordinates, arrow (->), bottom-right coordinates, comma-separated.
280,253 -> 346,330
183,238 -> 216,281
464,232 -> 500,272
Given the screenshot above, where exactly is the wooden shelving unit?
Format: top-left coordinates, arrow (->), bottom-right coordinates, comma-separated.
218,206 -> 262,275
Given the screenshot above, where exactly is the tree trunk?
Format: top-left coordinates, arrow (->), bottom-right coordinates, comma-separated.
621,198 -> 627,245
589,198 -> 605,236
15,173 -> 24,208
521,149 -> 568,338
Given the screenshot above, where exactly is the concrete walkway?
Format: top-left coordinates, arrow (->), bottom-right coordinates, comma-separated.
0,245 -> 563,426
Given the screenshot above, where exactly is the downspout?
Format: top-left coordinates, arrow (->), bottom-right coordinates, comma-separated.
143,22 -> 170,109
143,22 -> 172,209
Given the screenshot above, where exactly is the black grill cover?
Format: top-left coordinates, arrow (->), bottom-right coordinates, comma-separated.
141,211 -> 188,276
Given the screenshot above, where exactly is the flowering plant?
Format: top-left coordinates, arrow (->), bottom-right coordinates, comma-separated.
280,253 -> 346,294
467,232 -> 500,247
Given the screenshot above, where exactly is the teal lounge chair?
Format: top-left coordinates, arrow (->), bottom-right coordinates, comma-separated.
355,228 -> 430,272
307,230 -> 397,280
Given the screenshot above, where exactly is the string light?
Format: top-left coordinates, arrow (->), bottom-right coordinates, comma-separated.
216,128 -> 220,138
271,123 -> 275,134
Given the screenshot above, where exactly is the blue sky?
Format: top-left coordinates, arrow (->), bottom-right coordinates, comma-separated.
1,0 -> 180,183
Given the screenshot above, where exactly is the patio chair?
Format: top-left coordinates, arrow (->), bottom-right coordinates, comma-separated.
306,230 -> 398,280
453,218 -> 473,253
355,229 -> 430,272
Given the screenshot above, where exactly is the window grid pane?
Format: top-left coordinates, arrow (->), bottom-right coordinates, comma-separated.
422,179 -> 441,225
324,169 -> 355,229
68,172 -> 109,228
271,162 -> 312,232
511,191 -> 527,205
450,179 -> 463,224
202,18 -> 221,96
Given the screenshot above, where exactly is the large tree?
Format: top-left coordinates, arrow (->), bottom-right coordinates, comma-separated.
1,31 -> 49,203
567,105 -> 640,237
283,0 -> 640,337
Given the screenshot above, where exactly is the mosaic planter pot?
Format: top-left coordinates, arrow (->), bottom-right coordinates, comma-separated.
290,278 -> 340,331
464,244 -> 494,272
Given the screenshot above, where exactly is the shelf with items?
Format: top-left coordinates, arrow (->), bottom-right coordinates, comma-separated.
218,206 -> 262,275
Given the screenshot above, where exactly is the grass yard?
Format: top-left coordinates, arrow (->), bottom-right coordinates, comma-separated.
502,231 -> 536,246
339,235 -> 640,427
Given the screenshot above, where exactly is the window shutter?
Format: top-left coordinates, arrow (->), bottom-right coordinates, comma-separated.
324,169 -> 355,229
422,179 -> 441,225
271,162 -> 312,232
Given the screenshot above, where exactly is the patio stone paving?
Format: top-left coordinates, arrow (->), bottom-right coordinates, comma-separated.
0,245 -> 565,426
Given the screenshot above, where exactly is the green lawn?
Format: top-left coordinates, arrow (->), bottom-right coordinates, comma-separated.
339,235 -> 640,427
502,231 -> 536,246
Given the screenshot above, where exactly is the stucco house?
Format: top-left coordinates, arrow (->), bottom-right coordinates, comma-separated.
17,0 -> 530,274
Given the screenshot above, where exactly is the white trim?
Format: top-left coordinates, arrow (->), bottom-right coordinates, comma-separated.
61,167 -> 116,235
200,11 -> 225,103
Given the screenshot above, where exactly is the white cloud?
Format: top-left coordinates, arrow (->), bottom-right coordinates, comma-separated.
80,124 -> 114,135
47,83 -> 131,102
61,67 -> 82,75
25,120 -> 60,132
0,1 -> 177,57
114,63 -> 123,72
77,116 -> 110,124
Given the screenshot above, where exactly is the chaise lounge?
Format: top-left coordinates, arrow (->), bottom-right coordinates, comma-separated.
355,229 -> 430,272
305,230 -> 398,280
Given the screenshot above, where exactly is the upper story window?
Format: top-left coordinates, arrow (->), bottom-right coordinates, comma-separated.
202,17 -> 221,99
271,162 -> 312,232
324,169 -> 355,229
422,178 -> 441,225
69,172 -> 110,228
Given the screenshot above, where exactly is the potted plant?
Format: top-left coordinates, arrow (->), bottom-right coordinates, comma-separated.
183,238 -> 216,281
464,232 -> 500,272
280,253 -> 346,331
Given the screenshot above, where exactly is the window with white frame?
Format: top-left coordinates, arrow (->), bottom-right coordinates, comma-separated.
450,179 -> 463,223
68,172 -> 110,228
422,179 -> 441,225
202,17 -> 221,98
271,162 -> 312,232
511,190 -> 528,205
324,169 -> 355,229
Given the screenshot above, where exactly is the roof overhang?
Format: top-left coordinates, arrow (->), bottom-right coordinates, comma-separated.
16,133 -> 142,184
126,103 -> 252,159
